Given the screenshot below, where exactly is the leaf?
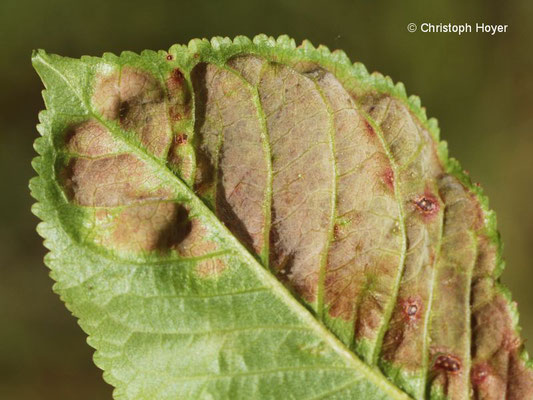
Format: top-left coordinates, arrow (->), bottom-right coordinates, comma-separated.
31,35 -> 533,400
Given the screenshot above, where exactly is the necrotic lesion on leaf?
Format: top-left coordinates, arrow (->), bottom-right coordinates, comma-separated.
31,37 -> 533,400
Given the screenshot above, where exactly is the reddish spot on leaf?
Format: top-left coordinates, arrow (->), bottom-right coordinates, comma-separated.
414,196 -> 436,213
166,68 -> 191,122
382,167 -> 394,191
170,68 -> 185,86
402,296 -> 422,322
434,354 -> 461,374
333,224 -> 341,240
363,119 -> 375,137
176,133 -> 188,145
166,54 -> 173,61
171,110 -> 182,121
471,363 -> 491,386
413,191 -> 440,219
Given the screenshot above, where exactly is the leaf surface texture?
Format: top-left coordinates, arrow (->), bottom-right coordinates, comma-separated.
31,35 -> 533,400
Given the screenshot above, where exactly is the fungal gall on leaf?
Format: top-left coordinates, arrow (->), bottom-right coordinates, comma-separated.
402,296 -> 422,322
471,363 -> 491,386
176,133 -> 188,145
413,191 -> 440,220
434,354 -> 462,374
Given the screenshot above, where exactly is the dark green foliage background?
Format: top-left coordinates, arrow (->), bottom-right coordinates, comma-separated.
1,0 -> 532,398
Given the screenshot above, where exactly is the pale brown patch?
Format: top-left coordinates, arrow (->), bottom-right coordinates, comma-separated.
425,174 -> 490,398
119,67 -> 163,103
380,291 -> 430,370
119,68 -> 170,157
111,202 -> 190,252
258,62 -> 336,303
167,135 -> 194,183
227,55 -> 265,86
355,290 -> 385,341
92,72 -> 121,120
291,60 -> 321,75
92,67 -> 173,157
503,333 -> 522,352
62,154 -> 172,207
474,235 -> 498,278
65,120 -> 119,157
507,351 -> 533,400
195,258 -> 227,278
289,68 -> 404,351
191,62 -> 269,256
364,93 -> 444,377
176,218 -> 218,258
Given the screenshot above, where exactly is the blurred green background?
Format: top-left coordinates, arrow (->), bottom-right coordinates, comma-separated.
1,0 -> 532,398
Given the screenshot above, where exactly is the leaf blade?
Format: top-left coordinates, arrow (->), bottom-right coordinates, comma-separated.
31,35 -> 533,400
32,47 -> 411,400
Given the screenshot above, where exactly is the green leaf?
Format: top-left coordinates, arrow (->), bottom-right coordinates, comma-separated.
31,35 -> 533,400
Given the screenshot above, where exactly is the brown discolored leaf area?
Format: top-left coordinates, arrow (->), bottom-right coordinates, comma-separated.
58,66 -> 219,266
32,37 -> 533,400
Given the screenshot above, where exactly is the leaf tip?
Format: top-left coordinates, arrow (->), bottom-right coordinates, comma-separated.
31,48 -> 46,63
